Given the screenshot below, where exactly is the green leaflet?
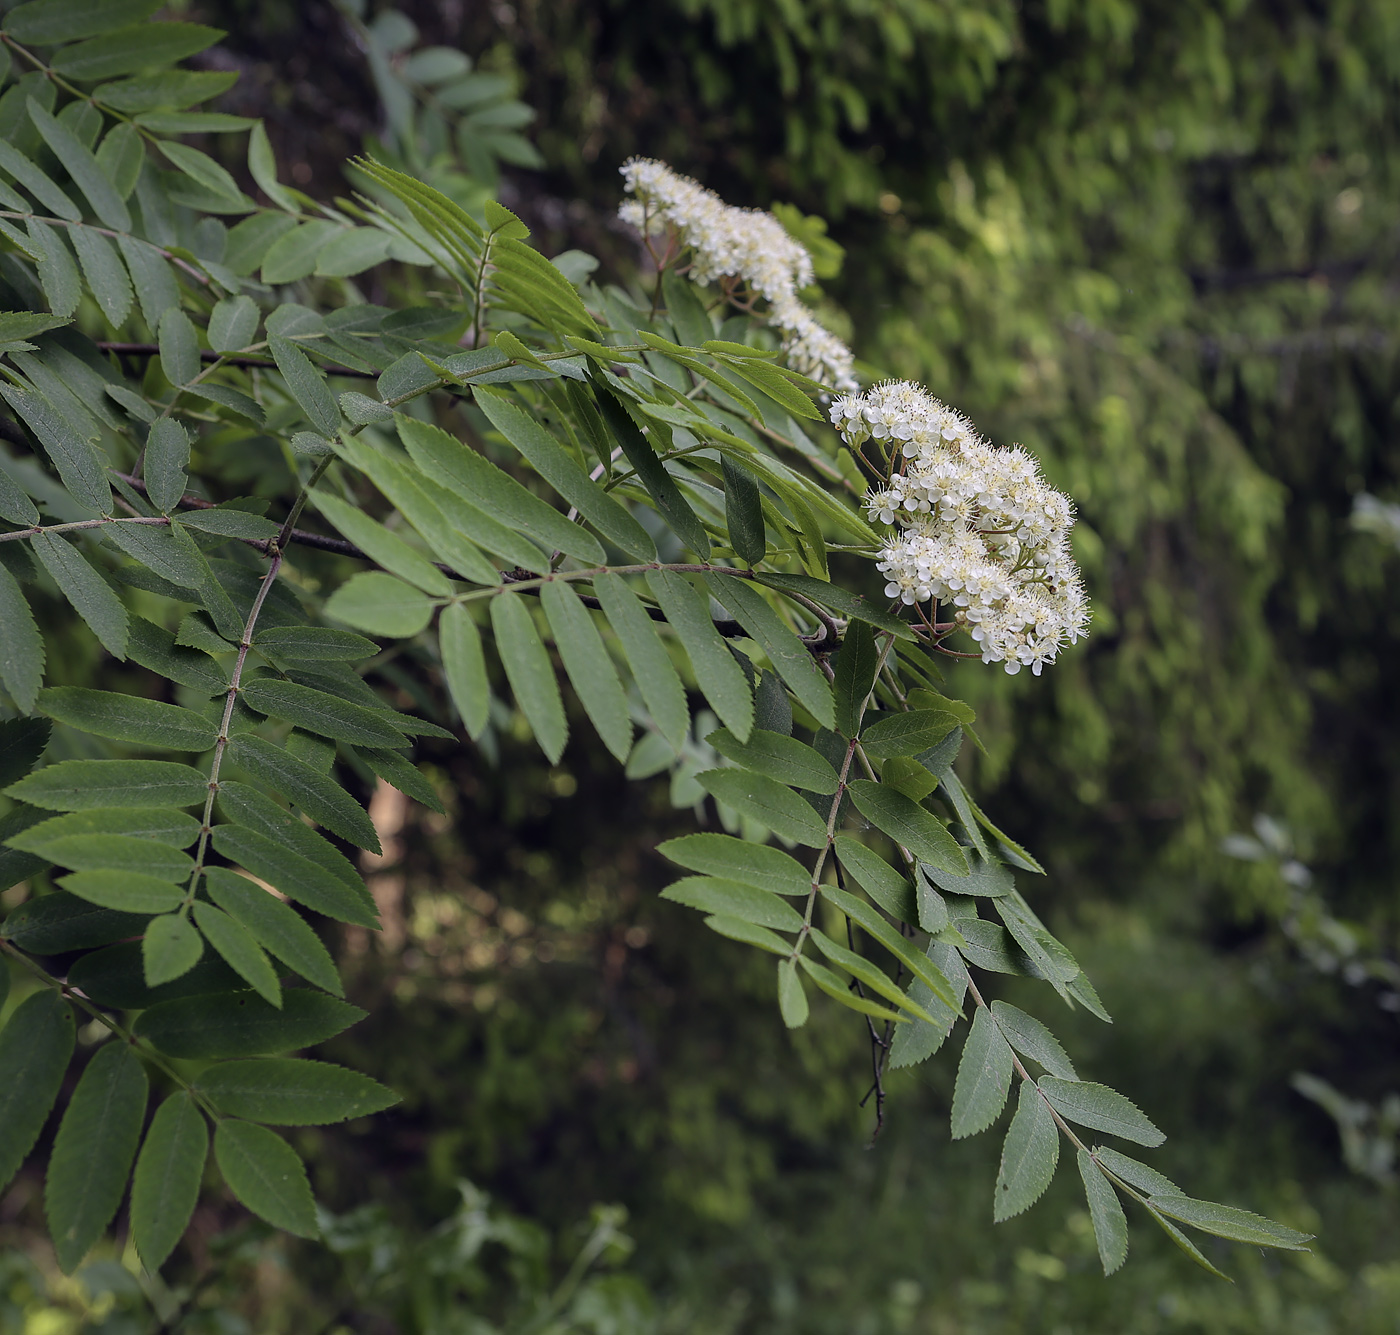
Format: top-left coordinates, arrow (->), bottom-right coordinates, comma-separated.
591,572 -> 689,753
115,234 -> 178,328
755,573 -> 916,641
1148,1196 -> 1314,1253
311,491 -> 453,597
5,0 -> 163,45
995,895 -> 1079,994
832,619 -> 879,739
398,415 -> 606,565
69,227 -> 134,327
0,806 -> 48,892
357,745 -> 445,814
0,387 -> 110,513
144,419 -> 190,513
37,686 -> 217,752
720,454 -> 767,567
1092,1145 -> 1181,1198
27,220 -> 81,320
208,294 -> 260,353
0,991 -> 75,1194
1144,1205 -> 1234,1283
158,140 -> 247,207
704,914 -> 793,957
831,836 -> 917,921
889,943 -> 967,1070
0,138 -> 80,220
192,901 -> 281,1006
59,869 -> 184,913
158,307 -> 199,387
210,825 -> 379,930
203,867 -> 343,996
135,990 -> 365,1060
474,388 -> 656,559
661,875 -> 806,931
540,578 -> 632,762
226,733 -> 380,852
0,561 -> 44,711
846,781 -> 968,877
991,1001 -> 1078,1079
269,334 -> 340,436
240,677 -> 407,748
5,758 -> 208,810
67,941 -> 240,1010
51,21 -> 223,82
658,833 -> 811,896
1078,1148 -> 1130,1276
254,626 -> 378,662
438,602 -> 489,739
490,592 -> 567,764
862,709 -> 960,758
0,717 -> 49,789
797,955 -> 904,1023
807,927 -> 934,1019
920,852 -> 1014,899
993,1080 -> 1060,1223
1038,1077 -> 1166,1147
95,123 -> 144,199
214,1120 -> 318,1239
0,450 -> 41,526
707,727 -> 840,794
324,572 -> 436,639
950,1006 -> 1014,1139
195,1057 -> 399,1125
45,1041 -> 147,1273
819,884 -> 959,1012
1,892 -> 149,954
776,957 -> 809,1029
27,99 -> 131,231
701,573 -> 834,729
696,768 -> 829,847
645,569 -> 753,742
143,912 -> 204,986
18,831 -> 193,879
131,1093 -> 207,1272
177,509 -> 279,542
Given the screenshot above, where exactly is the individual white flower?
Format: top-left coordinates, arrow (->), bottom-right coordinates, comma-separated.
832,380 -> 1090,674
619,158 -> 858,393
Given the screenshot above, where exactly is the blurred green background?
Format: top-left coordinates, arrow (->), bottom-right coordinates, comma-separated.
3,1 -> 1398,1330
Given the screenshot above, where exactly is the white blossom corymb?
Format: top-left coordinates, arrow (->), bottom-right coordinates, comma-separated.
831,381 -> 1090,675
619,158 -> 859,393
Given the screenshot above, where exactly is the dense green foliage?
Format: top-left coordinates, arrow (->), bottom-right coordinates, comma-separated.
0,0 -> 1396,1332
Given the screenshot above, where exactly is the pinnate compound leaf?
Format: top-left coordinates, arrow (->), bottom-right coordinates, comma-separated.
701,573 -> 834,730
590,572 -> 689,751
1077,1148 -> 1129,1275
227,734 -> 379,852
1038,1077 -> 1165,1147
696,768 -> 828,847
240,678 -> 406,748
540,579 -> 632,762
661,876 -> 805,931
951,1006 -> 1014,1139
210,825 -> 378,929
45,1042 -> 147,1273
131,1093 -> 207,1272
646,570 -> 753,742
490,593 -> 567,764
439,602 -> 489,739
0,991 -> 75,1194
0,563 -> 44,712
215,1120 -> 318,1239
142,912 -> 203,985
324,572 -> 436,639
38,686 -> 217,751
994,1080 -> 1060,1223
708,727 -> 839,794
144,419 -> 190,513
203,867 -> 343,995
5,759 -> 208,810
847,781 -> 969,877
196,1057 -> 399,1125
1147,1196 -> 1312,1251
192,902 -> 281,1007
658,833 -> 810,895
135,990 -> 364,1060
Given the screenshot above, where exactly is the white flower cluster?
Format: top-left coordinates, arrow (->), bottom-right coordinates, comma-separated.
830,381 -> 1090,675
619,158 -> 859,393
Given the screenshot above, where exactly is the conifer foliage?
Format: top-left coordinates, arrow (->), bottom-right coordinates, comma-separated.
0,0 -> 1306,1280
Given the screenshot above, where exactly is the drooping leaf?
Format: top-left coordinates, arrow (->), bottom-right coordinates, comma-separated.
540,578 -> 633,762
776,957 -> 809,1028
37,686 -> 217,751
130,1092 -> 207,1272
5,758 -> 208,810
210,824 -> 378,929
720,454 -> 767,566
658,833 -> 811,896
115,234 -> 179,327
490,592 -> 567,764
226,734 -> 379,852
591,572 -> 690,753
1144,1205 -> 1234,1282
888,942 -> 967,1069
45,1041 -> 147,1273
214,1120 -> 318,1239
1038,1078 -> 1166,1147
704,913 -> 794,957
661,876 -> 806,931
195,1057 -> 399,1125
832,619 -> 878,739
950,1006 -> 1014,1139
142,911 -> 203,985
797,954 -> 905,1022
991,1001 -> 1078,1079
203,867 -> 343,996
1092,1145 -> 1181,1199
696,768 -> 829,847
993,1080 -> 1060,1223
438,602 -> 489,739
0,991 -> 75,1194
27,100 -> 131,231
1077,1148 -> 1130,1275
27,220 -> 82,318
847,781 -> 969,877
646,569 -> 753,741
